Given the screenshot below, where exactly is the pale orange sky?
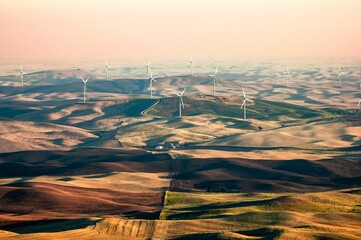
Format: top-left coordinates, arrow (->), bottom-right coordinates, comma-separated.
0,0 -> 361,63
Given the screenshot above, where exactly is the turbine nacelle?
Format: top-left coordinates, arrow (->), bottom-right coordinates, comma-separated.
210,66 -> 220,96
145,61 -> 152,78
337,64 -> 344,86
338,64 -> 344,74
176,87 -> 187,109
80,76 -> 90,83
240,98 -> 253,109
190,57 -> 196,76
104,59 -> 111,80
209,66 -> 219,83
240,86 -> 254,120
148,73 -> 157,98
80,75 -> 90,103
337,64 -> 346,76
105,59 -> 111,69
285,64 -> 292,85
19,65 -> 27,75
19,65 -> 27,87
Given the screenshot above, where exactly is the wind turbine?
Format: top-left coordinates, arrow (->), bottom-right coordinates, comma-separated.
337,64 -> 344,86
190,57 -> 196,77
19,65 -> 26,87
80,76 -> 90,103
105,59 -> 111,80
149,73 -> 157,99
322,73 -> 326,80
285,64 -> 292,86
240,87 -> 253,120
176,87 -> 186,118
319,70 -> 326,80
209,66 -> 219,97
145,61 -> 152,79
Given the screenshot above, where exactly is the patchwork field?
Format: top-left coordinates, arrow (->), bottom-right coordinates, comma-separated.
0,61 -> 360,239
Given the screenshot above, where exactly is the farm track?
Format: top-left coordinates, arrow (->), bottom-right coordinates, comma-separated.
141,98 -> 161,116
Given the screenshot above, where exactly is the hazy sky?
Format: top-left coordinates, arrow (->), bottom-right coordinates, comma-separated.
1,0 -> 361,63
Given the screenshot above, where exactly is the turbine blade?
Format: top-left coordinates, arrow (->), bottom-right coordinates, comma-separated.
242,86 -> 246,98
240,101 -> 245,109
181,87 -> 187,95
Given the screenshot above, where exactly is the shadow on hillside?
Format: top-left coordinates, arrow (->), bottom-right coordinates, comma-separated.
1,218 -> 100,234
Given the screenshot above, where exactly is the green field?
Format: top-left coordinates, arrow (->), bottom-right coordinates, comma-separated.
147,96 -> 345,120
157,190 -> 361,239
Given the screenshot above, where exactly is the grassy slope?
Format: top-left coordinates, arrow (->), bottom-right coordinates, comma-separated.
158,190 -> 361,239
147,96 -> 342,120
117,96 -> 359,148
161,191 -> 361,220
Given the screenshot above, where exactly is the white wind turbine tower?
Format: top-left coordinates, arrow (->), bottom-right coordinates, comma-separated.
145,61 -> 152,79
285,64 -> 292,86
209,66 -> 219,97
149,73 -> 157,99
240,87 -> 254,120
190,57 -> 196,77
80,76 -> 90,103
337,64 -> 344,86
19,65 -> 26,87
176,87 -> 186,118
105,59 -> 111,80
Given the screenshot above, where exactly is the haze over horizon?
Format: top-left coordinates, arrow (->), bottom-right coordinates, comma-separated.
1,0 -> 361,63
